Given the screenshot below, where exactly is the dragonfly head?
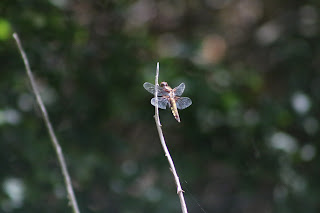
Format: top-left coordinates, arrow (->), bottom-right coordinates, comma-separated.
160,82 -> 168,87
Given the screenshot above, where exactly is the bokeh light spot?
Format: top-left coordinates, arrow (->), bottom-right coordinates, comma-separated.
300,144 -> 316,161
0,19 -> 11,40
291,92 -> 311,115
269,132 -> 298,154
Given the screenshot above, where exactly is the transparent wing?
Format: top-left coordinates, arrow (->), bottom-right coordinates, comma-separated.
151,97 -> 170,109
173,83 -> 185,96
143,82 -> 168,96
175,97 -> 192,110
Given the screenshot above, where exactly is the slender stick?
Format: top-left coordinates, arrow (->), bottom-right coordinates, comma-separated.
13,33 -> 80,213
154,62 -> 188,213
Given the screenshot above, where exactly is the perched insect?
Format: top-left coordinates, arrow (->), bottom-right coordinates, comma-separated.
143,81 -> 192,122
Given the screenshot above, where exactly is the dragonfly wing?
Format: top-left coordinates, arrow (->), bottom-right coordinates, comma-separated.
151,97 -> 169,109
175,97 -> 192,109
143,82 -> 157,95
143,82 -> 168,96
173,83 -> 185,96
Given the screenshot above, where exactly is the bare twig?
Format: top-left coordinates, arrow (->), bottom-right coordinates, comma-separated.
153,62 -> 188,213
13,33 -> 80,213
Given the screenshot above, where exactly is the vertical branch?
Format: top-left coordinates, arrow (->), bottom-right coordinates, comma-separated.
153,62 -> 188,213
13,33 -> 81,213
154,62 -> 161,126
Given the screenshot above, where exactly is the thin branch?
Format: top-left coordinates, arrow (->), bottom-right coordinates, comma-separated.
13,33 -> 81,213
153,62 -> 188,213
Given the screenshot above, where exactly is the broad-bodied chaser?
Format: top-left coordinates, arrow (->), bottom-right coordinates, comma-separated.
143,82 -> 192,122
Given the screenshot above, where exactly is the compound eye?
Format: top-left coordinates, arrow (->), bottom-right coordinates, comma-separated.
160,82 -> 168,87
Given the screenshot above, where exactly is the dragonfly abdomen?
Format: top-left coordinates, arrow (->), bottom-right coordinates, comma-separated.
170,98 -> 181,122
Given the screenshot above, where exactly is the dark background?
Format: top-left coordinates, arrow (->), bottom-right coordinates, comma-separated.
1,0 -> 320,212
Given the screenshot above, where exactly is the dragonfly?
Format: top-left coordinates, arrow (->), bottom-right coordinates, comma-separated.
143,81 -> 192,122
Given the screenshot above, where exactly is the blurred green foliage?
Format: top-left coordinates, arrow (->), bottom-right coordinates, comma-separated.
1,0 -> 320,212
